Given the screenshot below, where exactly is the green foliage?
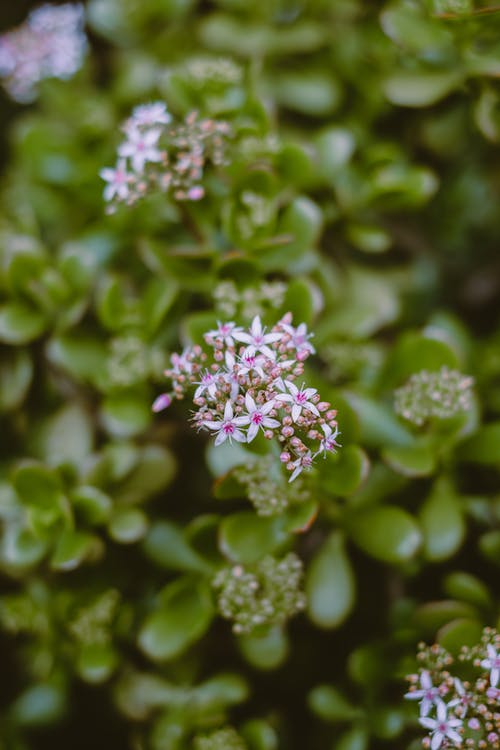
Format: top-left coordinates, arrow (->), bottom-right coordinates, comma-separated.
0,0 -> 500,748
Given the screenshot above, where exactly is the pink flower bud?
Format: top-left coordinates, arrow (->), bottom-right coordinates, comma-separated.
326,410 -> 337,420
281,426 -> 294,438
152,393 -> 171,412
280,452 -> 291,463
318,402 -> 330,412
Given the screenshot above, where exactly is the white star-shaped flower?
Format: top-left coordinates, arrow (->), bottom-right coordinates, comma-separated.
405,671 -> 443,717
205,321 -> 243,348
201,401 -> 248,446
99,158 -> 133,202
274,381 -> 320,423
280,321 -> 315,356
419,701 -> 463,750
481,644 -> 500,688
118,126 -> 163,173
316,423 -> 341,457
241,393 -> 280,442
194,370 -> 220,400
130,101 -> 171,127
233,315 -> 282,359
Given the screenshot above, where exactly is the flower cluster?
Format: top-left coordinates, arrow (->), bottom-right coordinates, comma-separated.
395,367 -> 474,426
213,279 -> 287,320
182,56 -> 243,89
193,727 -> 247,750
0,3 -> 87,103
153,314 -> 339,483
100,103 -> 231,210
233,456 -> 310,516
68,589 -> 120,646
405,628 -> 500,749
213,553 -> 306,635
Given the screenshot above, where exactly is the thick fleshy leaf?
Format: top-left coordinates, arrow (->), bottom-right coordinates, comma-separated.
0,303 -> 47,344
443,571 -> 492,609
76,643 -> 118,684
419,478 -> 465,561
0,348 -> 33,412
238,626 -> 289,670
218,512 -> 288,564
108,508 -> 148,544
458,422 -> 500,465
142,521 -> 210,573
321,446 -> 370,496
306,532 -> 356,628
308,684 -> 358,723
241,719 -> 278,750
50,530 -> 100,571
138,577 -> 214,661
37,403 -> 93,466
348,506 -> 421,563
437,618 -> 484,655
382,440 -> 436,478
383,70 -> 463,107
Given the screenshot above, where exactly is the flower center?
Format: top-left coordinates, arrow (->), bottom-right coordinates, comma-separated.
251,412 -> 263,425
223,423 -> 235,435
296,392 -> 307,404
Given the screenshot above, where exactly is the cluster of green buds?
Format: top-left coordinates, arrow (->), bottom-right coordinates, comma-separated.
234,456 -> 310,517
68,589 -> 120,646
193,726 -> 247,750
213,553 -> 306,635
181,56 -> 243,88
405,628 -> 500,750
212,279 -> 287,321
394,367 -> 474,426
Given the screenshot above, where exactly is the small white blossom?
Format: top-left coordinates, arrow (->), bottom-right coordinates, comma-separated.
129,101 -> 171,128
419,701 -> 463,750
481,644 -> 500,688
405,670 -> 444,717
316,423 -> 341,457
241,393 -> 280,442
205,321 -> 243,348
275,381 -> 320,423
99,159 -> 133,202
233,316 -> 283,359
281,321 -> 315,356
288,452 -> 313,483
202,401 -> 248,446
194,370 -> 220,400
118,127 -> 163,174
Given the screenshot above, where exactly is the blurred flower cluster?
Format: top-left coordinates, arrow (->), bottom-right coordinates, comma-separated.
395,367 -> 474,426
0,3 -> 87,102
154,314 -> 339,482
406,629 -> 500,749
100,102 -> 231,209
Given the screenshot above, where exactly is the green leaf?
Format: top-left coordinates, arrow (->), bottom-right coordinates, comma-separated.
0,303 -> 47,344
241,719 -> 278,750
383,70 -> 463,107
138,577 -> 214,661
270,71 -> 341,116
14,463 -> 64,514
382,440 -> 436,478
0,348 -> 33,412
308,684 -> 358,723
345,393 -> 414,449
419,478 -> 465,561
306,532 -> 356,628
113,444 -> 176,504
142,521 -> 211,573
238,626 -> 289,670
348,506 -> 421,564
437,618 -> 483,655
335,727 -> 369,750
370,707 -> 405,740
46,334 -> 108,386
50,530 -> 99,571
37,403 -> 94,466
1,526 -> 48,570
101,392 -> 152,438
380,331 -> 460,390
218,512 -> 288,564
443,571 -> 492,609
321,446 -> 370,496
346,223 -> 392,254
458,422 -> 500,465
108,508 -> 148,544
314,127 -> 356,177
413,600 -> 477,634
12,683 -> 66,727
71,486 -> 113,525
76,643 -> 118,684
